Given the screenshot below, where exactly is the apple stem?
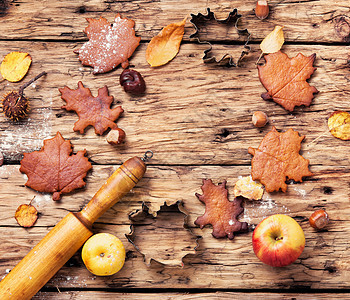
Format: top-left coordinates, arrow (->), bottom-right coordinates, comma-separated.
275,236 -> 283,241
100,253 -> 105,257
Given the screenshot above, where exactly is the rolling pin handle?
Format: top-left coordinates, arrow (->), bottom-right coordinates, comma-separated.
141,150 -> 153,162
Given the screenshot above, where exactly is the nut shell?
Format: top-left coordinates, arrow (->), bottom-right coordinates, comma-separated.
106,128 -> 126,145
2,91 -> 29,120
255,0 -> 269,20
252,111 -> 268,127
309,209 -> 329,230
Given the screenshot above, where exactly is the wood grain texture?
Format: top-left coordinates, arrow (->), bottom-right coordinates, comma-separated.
32,291 -> 350,299
0,165 -> 349,289
0,213 -> 93,300
0,0 -> 349,43
0,42 -> 349,166
1,0 -> 350,296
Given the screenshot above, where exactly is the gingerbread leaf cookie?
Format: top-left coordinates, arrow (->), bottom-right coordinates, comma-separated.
258,51 -> 318,111
59,81 -> 123,135
248,127 -> 313,193
20,132 -> 92,201
195,179 -> 248,240
75,14 -> 140,74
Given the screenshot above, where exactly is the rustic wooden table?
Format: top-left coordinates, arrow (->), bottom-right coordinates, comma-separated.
1,0 -> 350,299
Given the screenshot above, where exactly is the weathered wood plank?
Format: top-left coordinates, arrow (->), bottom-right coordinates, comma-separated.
0,165 -> 347,226
0,165 -> 349,289
32,291 -> 350,300
1,42 -> 349,166
0,0 -> 349,43
1,1 -> 350,294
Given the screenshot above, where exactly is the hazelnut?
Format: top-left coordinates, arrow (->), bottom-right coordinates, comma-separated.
106,128 -> 126,145
309,209 -> 329,230
252,111 -> 268,127
255,0 -> 269,20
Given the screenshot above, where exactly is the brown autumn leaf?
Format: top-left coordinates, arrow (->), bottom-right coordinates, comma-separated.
0,52 -> 32,82
15,204 -> 38,228
233,176 -> 264,200
59,81 -> 123,135
20,132 -> 92,201
328,111 -> 350,140
195,179 -> 248,239
258,51 -> 318,111
75,14 -> 140,74
248,127 -> 313,193
146,17 -> 186,67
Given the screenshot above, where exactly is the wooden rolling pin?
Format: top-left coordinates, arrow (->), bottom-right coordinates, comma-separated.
0,151 -> 152,299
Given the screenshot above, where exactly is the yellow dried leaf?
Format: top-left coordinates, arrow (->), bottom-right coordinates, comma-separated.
328,111 -> 350,140
260,25 -> 284,54
146,17 -> 186,67
233,176 -> 264,200
15,204 -> 38,227
0,52 -> 32,82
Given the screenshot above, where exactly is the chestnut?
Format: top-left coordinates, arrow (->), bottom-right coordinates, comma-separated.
120,69 -> 146,95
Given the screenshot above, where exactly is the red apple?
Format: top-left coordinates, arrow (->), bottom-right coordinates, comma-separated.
252,214 -> 305,267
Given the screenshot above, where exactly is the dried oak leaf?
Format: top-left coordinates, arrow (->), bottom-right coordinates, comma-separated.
15,204 -> 38,228
195,179 -> 248,240
59,81 -> 123,135
0,52 -> 32,82
328,111 -> 350,140
146,17 -> 186,67
75,14 -> 140,74
258,51 -> 318,111
20,132 -> 92,201
248,127 -> 313,193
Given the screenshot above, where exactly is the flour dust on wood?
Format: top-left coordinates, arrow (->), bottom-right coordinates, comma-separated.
0,95 -> 53,162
